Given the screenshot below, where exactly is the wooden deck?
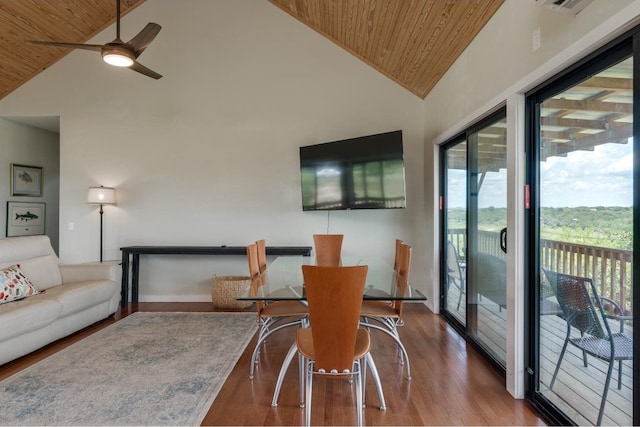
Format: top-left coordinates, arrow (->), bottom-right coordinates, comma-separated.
445,287 -> 633,426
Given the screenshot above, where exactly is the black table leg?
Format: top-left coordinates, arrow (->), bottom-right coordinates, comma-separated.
120,251 -> 129,308
132,253 -> 140,304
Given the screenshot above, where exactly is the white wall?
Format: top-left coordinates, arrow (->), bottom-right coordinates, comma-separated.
0,118 -> 60,251
422,0 -> 640,397
0,0 -> 425,301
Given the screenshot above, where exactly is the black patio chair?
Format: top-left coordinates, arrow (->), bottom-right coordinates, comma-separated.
542,269 -> 632,426
446,241 -> 465,310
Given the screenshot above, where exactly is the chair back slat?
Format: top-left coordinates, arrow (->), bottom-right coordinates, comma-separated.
302,265 -> 367,372
256,239 -> 267,274
313,234 -> 343,266
392,243 -> 411,315
247,243 -> 260,279
393,239 -> 403,271
246,243 -> 264,314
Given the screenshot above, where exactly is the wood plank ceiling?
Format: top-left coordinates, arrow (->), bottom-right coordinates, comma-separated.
0,0 -> 503,102
0,0 -> 146,100
269,0 -> 504,99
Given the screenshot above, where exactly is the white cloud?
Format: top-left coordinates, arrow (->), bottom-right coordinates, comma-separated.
446,140 -> 633,209
541,140 -> 633,207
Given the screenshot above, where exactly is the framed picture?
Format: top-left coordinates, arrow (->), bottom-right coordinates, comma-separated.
11,164 -> 43,196
6,202 -> 45,237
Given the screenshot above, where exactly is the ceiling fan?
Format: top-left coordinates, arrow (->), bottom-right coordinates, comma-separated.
29,0 -> 162,79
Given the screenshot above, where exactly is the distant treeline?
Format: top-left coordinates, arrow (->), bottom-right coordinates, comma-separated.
447,206 -> 632,250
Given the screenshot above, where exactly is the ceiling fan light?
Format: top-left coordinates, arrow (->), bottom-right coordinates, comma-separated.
102,50 -> 134,67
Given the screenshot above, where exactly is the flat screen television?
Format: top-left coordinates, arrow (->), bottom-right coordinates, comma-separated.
299,130 -> 407,211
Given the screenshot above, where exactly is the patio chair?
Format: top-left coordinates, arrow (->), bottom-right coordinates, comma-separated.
542,269 -> 632,426
446,241 -> 465,310
540,270 -> 563,316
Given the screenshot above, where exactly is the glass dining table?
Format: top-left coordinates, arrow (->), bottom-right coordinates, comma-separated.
237,255 -> 427,302
237,255 -> 426,410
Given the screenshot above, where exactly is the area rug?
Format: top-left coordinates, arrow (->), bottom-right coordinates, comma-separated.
0,312 -> 257,426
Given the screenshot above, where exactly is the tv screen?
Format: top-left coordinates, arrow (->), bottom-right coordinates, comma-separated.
299,130 -> 407,211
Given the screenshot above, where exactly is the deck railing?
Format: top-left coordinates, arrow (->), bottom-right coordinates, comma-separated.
447,229 -> 633,313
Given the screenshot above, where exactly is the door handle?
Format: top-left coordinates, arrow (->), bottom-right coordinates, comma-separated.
500,228 -> 507,253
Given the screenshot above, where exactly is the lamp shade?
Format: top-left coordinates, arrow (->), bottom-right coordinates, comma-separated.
87,186 -> 116,205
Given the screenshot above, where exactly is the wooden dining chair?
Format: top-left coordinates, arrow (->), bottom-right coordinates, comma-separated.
359,241 -> 412,379
246,243 -> 309,379
313,234 -> 343,266
393,238 -> 403,271
297,264 -> 370,427
256,239 -> 267,274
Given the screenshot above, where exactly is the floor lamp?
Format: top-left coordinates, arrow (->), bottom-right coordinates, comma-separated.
87,186 -> 116,263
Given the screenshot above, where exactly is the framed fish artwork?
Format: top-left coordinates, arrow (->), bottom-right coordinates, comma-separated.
11,164 -> 43,197
6,202 -> 45,237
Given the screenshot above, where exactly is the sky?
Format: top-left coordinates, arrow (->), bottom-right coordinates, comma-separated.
446,139 -> 634,209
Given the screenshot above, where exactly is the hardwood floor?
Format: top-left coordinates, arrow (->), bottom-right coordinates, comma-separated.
0,302 -> 547,426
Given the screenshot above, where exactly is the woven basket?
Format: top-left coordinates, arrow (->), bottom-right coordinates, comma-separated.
211,275 -> 253,310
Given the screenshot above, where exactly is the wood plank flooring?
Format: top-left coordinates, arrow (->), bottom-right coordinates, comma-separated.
0,302 -> 546,426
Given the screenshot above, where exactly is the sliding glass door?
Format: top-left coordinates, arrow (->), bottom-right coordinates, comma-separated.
442,138 -> 467,326
526,36 -> 636,426
441,110 -> 508,369
467,115 -> 508,365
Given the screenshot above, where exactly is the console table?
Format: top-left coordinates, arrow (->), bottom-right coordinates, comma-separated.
120,245 -> 312,307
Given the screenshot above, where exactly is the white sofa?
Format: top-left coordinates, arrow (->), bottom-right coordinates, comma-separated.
0,235 -> 120,365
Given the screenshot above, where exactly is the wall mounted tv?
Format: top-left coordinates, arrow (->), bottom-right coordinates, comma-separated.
299,130 -> 406,211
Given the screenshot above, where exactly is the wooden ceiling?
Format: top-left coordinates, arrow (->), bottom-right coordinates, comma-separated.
0,0 -> 145,101
269,0 -> 504,98
0,0 -> 504,101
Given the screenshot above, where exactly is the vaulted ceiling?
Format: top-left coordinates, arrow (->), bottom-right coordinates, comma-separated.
0,0 -> 504,102
1,0 -> 628,172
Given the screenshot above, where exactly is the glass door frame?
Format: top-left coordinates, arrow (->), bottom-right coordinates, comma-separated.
440,131 -> 467,336
439,107 -> 508,375
524,29 -> 640,426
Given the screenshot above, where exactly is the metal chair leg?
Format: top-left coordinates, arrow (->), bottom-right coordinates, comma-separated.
365,353 -> 386,410
251,318 -> 303,379
549,327 -> 570,390
596,358 -> 615,426
355,361 -> 363,427
305,361 -> 313,427
360,320 -> 412,380
271,342 -> 298,407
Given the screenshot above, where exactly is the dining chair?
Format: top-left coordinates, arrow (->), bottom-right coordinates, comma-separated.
312,234 -> 343,266
256,239 -> 267,274
393,238 -> 403,271
359,241 -> 412,379
543,268 -> 632,426
297,264 -> 370,427
246,243 -> 309,379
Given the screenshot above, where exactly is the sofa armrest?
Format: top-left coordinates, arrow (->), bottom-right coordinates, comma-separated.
59,263 -> 118,283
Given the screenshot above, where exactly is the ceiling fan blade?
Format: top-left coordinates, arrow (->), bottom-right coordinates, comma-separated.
129,60 -> 162,79
29,40 -> 105,52
126,23 -> 161,57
